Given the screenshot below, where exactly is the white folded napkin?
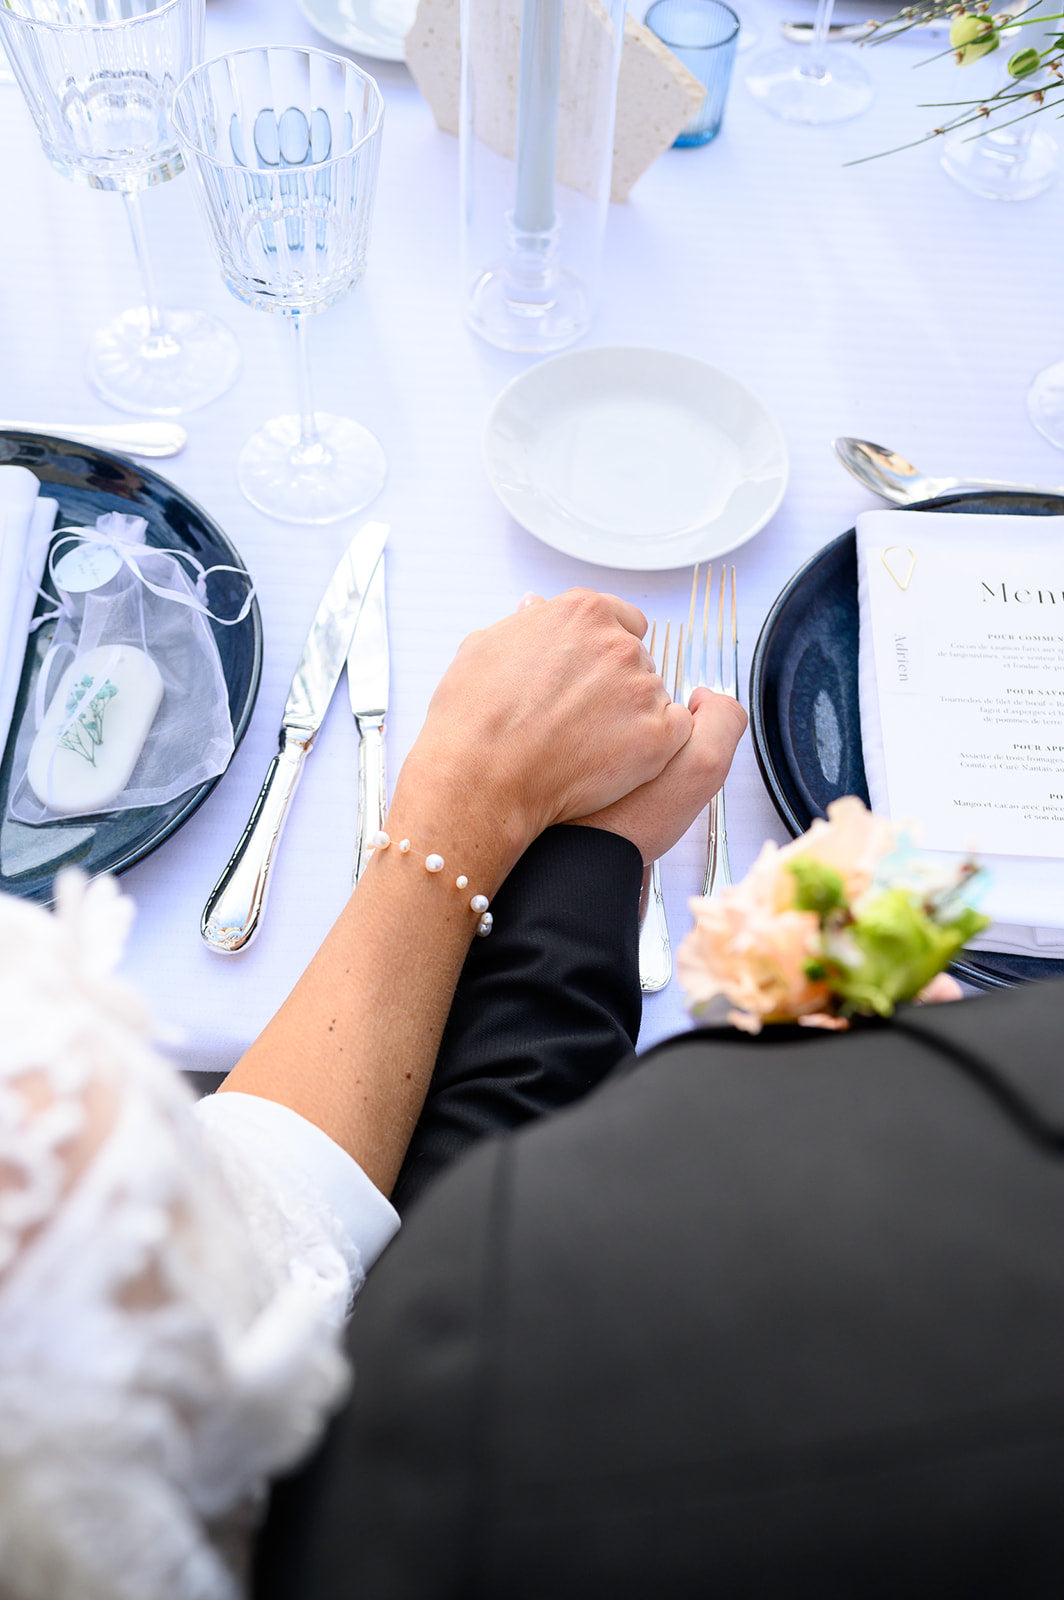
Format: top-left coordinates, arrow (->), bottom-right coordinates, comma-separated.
0,466 -> 59,758
856,507 -> 1064,958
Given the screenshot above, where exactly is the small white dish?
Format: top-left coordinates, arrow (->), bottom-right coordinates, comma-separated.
296,0 -> 416,62
483,346 -> 788,571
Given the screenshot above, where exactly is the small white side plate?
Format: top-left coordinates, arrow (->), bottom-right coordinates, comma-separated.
296,0 -> 416,62
483,347 -> 789,571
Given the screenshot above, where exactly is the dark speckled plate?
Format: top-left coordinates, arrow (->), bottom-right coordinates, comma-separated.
0,432 -> 262,904
749,490 -> 1064,992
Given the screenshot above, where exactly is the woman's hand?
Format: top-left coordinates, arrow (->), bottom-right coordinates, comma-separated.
395,588 -> 693,861
571,686 -> 748,865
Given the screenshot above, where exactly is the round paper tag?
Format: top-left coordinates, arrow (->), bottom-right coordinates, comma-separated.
53,539 -> 124,594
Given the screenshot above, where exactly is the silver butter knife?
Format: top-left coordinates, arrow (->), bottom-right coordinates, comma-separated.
348,552 -> 389,886
201,520 -> 390,953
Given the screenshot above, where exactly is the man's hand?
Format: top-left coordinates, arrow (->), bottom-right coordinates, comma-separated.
402,588 -> 693,856
572,685 -> 747,865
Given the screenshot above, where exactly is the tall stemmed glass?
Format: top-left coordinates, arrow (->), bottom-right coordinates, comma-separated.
0,0 -> 240,414
172,47 -> 386,524
745,0 -> 873,122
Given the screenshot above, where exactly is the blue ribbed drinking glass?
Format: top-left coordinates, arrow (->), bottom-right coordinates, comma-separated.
645,0 -> 739,147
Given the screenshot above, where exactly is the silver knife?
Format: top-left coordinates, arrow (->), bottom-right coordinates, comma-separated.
201,520 -> 390,953
779,18 -> 874,40
348,552 -> 389,886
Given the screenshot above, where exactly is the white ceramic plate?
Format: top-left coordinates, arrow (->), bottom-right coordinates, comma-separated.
483,347 -> 789,571
296,0 -> 416,62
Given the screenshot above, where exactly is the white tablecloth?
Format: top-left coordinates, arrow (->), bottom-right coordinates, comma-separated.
2,0 -> 1062,1070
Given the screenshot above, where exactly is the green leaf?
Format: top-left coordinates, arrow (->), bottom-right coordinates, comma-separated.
826,889 -> 989,1017
787,857 -> 846,917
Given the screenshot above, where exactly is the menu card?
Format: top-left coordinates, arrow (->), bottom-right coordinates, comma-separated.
856,509 -> 1064,954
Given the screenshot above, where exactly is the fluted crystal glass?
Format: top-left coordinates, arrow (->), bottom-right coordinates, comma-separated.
172,47 -> 386,523
0,0 -> 240,414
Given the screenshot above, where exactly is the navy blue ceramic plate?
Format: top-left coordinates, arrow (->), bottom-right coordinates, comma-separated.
0,432 -> 263,904
749,490 -> 1064,991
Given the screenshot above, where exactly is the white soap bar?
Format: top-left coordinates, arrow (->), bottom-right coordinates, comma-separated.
28,645 -> 164,815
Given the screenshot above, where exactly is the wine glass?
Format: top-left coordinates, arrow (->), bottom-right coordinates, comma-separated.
171,47 -> 386,524
744,0 -> 873,123
0,0 -> 240,415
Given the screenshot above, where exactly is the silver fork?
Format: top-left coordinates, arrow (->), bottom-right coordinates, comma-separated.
638,620 -> 682,993
681,561 -> 712,704
703,564 -> 738,898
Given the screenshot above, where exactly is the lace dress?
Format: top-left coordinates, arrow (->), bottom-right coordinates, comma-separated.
0,873 -> 390,1600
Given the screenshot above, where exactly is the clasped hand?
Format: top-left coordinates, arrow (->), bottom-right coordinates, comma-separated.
401,587 -> 747,866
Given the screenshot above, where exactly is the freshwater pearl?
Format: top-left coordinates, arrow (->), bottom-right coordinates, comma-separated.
425,853 -> 444,873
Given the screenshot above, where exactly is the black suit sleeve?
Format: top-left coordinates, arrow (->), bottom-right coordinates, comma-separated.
389,824 -> 644,1213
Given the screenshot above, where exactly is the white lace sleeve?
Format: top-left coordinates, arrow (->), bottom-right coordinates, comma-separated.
0,873 -> 355,1600
192,1092 -> 399,1291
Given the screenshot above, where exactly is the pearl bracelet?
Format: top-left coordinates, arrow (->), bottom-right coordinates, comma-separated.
368,831 -> 493,936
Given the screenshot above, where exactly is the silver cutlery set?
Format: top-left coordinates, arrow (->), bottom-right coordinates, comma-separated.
201,521 -> 389,953
12,420 -> 1043,959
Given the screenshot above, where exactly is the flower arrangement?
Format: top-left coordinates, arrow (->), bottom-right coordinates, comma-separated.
676,797 -> 988,1034
850,2 -> 1064,160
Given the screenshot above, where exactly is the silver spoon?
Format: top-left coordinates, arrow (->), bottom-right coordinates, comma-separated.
833,437 -> 1064,506
0,420 -> 187,458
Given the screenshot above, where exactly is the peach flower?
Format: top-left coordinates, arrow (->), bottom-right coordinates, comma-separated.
676,888 -> 833,1034
674,798 -> 973,1034
775,796 -> 896,907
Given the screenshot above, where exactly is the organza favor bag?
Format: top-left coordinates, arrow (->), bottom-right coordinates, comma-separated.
8,513 -> 253,822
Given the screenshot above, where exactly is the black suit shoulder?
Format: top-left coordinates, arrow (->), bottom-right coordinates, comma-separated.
262,982 -> 1064,1599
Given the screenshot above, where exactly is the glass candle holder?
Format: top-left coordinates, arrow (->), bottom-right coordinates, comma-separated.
460,0 -> 627,354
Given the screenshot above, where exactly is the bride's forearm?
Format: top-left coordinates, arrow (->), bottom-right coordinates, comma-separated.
218,763 -> 527,1196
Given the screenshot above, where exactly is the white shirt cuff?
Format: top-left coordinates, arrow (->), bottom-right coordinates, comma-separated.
193,1091 -> 400,1272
